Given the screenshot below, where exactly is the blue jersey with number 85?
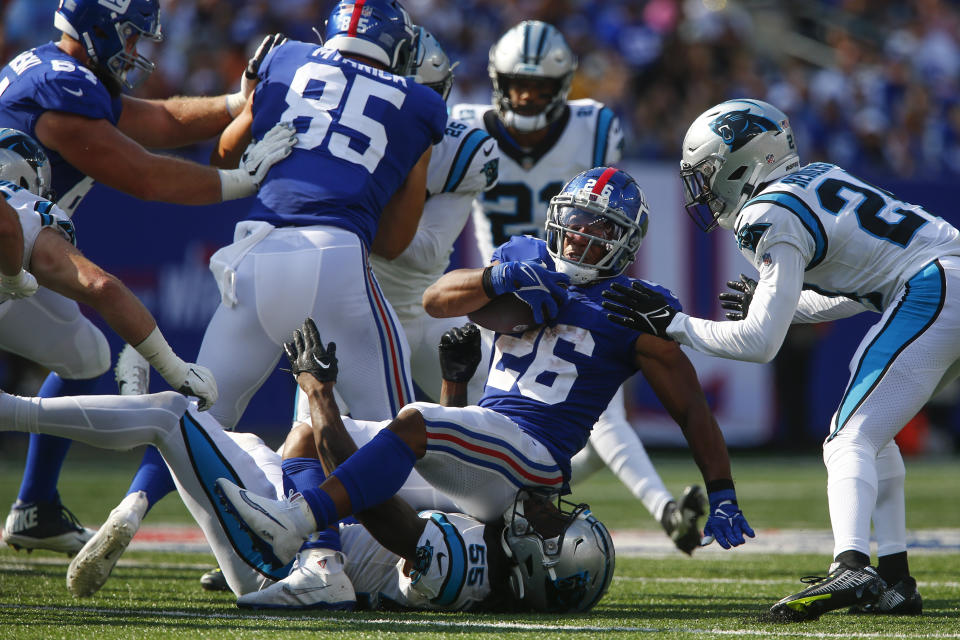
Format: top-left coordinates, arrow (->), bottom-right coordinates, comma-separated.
247,42 -> 446,248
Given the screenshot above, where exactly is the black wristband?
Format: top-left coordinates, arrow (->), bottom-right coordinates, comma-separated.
706,478 -> 735,494
481,265 -> 497,299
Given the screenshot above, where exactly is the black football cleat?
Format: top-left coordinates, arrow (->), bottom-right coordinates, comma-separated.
2,499 -> 94,555
849,577 -> 922,615
661,485 -> 707,555
769,564 -> 884,622
200,567 -> 230,592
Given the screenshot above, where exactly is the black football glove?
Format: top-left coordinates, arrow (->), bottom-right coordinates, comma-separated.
718,273 -> 758,321
283,317 -> 338,383
244,33 -> 286,88
438,323 -> 482,383
602,281 -> 678,339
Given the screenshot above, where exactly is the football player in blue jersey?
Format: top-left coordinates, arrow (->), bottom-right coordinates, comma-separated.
453,20 -> 707,555
68,0 -> 448,598
0,0 -> 295,555
603,99 -> 953,619
214,166 -> 755,573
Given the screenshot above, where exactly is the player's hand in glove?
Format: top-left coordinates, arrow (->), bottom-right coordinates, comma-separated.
226,33 -> 288,117
219,122 -> 297,201
701,489 -> 755,549
484,261 -> 569,325
718,274 -> 758,321
0,269 -> 38,299
170,363 -> 218,411
602,281 -> 677,339
439,323 -> 482,383
284,317 -> 338,383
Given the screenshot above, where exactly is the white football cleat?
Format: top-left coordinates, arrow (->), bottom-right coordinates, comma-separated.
67,491 -> 148,597
236,548 -> 356,610
115,344 -> 150,395
214,478 -> 315,567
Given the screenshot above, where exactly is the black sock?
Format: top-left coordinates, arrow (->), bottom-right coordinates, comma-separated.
834,550 -> 871,570
877,551 -> 911,585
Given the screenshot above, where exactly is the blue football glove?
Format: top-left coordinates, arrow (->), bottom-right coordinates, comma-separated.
701,489 -> 755,549
487,261 -> 569,324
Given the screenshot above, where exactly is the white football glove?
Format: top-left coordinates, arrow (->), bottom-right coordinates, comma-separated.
226,33 -> 288,117
161,361 -> 219,411
219,122 -> 297,201
0,269 -> 39,299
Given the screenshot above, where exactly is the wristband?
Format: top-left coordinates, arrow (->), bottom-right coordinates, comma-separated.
481,265 -> 497,299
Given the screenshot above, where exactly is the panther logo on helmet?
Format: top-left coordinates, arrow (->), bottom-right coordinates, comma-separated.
0,128 -> 54,200
709,109 -> 781,152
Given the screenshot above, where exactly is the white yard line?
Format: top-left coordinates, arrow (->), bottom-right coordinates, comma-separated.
0,603 -> 958,638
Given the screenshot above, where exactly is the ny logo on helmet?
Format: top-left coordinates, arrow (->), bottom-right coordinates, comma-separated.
98,0 -> 132,12
709,109 -> 780,152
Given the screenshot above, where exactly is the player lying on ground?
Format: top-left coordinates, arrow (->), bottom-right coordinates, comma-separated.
602,98 -> 943,620
0,318 -> 612,612
214,167 -> 755,577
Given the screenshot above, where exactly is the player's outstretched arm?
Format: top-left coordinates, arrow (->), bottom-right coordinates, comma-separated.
633,333 -> 754,548
286,318 -> 428,561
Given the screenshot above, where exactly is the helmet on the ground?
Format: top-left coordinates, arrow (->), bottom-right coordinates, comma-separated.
0,129 -> 54,199
545,166 -> 648,284
681,99 -> 800,232
501,490 -> 615,612
54,0 -> 163,90
323,0 -> 416,75
408,27 -> 454,101
488,21 -> 577,133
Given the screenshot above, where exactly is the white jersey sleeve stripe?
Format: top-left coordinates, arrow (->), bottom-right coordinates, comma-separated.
747,191 -> 828,268
592,106 -> 616,167
442,129 -> 492,193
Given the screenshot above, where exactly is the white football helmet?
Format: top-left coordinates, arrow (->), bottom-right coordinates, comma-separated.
681,99 -> 801,232
488,21 -> 577,133
501,490 -> 614,613
408,27 -> 455,101
545,167 -> 648,285
0,128 -> 53,199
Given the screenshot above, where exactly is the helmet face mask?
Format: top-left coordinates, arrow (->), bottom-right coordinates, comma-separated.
488,21 -> 577,133
546,167 -> 648,284
55,0 -> 163,90
323,0 -> 417,76
501,490 -> 615,613
681,99 -> 801,232
0,129 -> 54,200
407,27 -> 454,101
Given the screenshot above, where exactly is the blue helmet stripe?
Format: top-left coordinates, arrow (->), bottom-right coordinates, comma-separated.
592,107 -> 615,167
429,513 -> 468,606
442,129 -> 490,193
746,191 -> 829,269
534,24 -> 549,63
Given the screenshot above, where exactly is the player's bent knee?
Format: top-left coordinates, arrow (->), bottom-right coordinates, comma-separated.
388,408 -> 427,458
54,322 -> 110,379
282,421 -> 316,460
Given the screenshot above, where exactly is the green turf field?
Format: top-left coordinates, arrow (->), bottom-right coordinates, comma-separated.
1,445 -> 958,639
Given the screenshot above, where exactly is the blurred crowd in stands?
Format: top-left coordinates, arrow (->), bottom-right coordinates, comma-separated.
3,0 -> 959,179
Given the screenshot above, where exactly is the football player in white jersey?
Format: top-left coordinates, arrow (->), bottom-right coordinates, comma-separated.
366,27 -> 500,405
450,20 -> 706,553
603,98 -> 958,620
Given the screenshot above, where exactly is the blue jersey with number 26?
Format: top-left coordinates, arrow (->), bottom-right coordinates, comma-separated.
246,42 -> 447,248
479,236 -> 681,479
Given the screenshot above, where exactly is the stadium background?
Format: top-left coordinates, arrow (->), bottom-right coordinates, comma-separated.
1,0 -> 958,454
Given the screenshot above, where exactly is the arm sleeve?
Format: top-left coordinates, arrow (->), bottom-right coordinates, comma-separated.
793,289 -> 870,323
666,242 -> 806,363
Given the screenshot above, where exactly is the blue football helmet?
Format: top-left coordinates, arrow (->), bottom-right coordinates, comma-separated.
545,167 -> 649,284
407,27 -> 455,101
501,490 -> 615,613
323,0 -> 416,75
0,128 -> 54,200
54,0 -> 163,90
